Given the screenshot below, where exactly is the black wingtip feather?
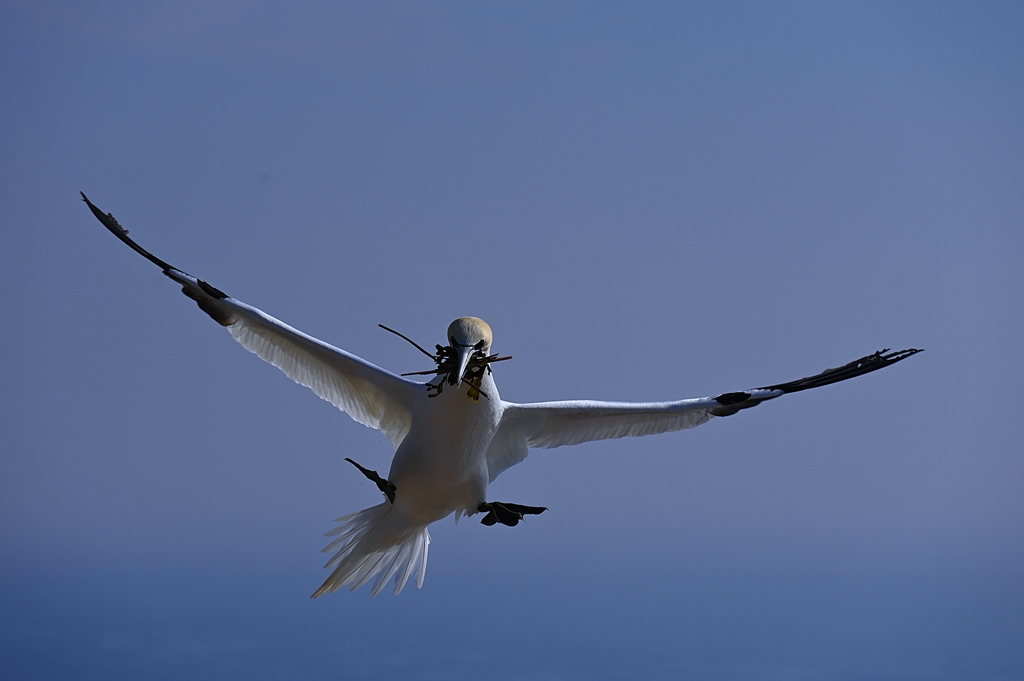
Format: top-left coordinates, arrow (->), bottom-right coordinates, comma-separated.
81,192 -> 177,272
760,348 -> 923,395
197,279 -> 228,300
82,192 -> 236,316
710,348 -> 923,417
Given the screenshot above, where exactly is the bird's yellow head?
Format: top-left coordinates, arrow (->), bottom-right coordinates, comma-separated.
447,317 -> 492,388
447,317 -> 492,356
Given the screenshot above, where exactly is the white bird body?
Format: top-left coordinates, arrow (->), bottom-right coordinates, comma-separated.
310,370 -> 504,597
82,193 -> 922,598
390,370 -> 502,525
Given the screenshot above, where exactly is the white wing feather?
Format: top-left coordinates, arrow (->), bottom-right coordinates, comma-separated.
486,396 -> 737,482
80,193 -> 419,449
485,345 -> 922,482
217,294 -> 419,449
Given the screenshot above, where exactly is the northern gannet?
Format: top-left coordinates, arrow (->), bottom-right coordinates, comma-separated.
82,193 -> 922,597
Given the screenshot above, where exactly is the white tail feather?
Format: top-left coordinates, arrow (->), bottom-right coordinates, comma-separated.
311,503 -> 431,598
371,545 -> 407,596
395,533 -> 422,594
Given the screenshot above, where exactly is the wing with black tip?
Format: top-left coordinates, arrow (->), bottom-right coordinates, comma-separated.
486,348 -> 921,481
82,192 -> 419,449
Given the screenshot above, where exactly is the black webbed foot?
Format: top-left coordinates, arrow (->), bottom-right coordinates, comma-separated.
478,501 -> 547,527
345,458 -> 397,504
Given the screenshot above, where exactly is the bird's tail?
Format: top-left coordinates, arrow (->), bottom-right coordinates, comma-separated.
311,503 -> 431,598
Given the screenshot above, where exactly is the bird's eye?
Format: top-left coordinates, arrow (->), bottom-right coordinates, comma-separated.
474,340 -> 485,350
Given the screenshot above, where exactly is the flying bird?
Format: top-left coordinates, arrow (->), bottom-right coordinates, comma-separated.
82,193 -> 921,597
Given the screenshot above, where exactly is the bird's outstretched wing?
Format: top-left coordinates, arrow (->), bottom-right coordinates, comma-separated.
82,193 -> 419,449
486,348 -> 921,481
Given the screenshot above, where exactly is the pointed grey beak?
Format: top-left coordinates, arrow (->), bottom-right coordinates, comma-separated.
450,344 -> 474,387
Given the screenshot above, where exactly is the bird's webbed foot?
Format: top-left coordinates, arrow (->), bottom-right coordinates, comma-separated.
477,501 -> 547,527
345,458 -> 397,504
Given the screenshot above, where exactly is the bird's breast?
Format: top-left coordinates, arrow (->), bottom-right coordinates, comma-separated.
386,374 -> 503,519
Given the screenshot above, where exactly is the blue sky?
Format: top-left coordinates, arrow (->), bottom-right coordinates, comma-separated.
2,2 -> 1022,679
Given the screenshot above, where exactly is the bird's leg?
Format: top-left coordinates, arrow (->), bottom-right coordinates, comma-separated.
345,458 -> 397,504
477,501 -> 547,527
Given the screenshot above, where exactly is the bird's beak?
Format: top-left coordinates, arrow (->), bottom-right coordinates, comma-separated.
451,345 -> 474,387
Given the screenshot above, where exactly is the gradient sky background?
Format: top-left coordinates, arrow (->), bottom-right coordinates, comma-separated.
2,2 -> 1022,679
